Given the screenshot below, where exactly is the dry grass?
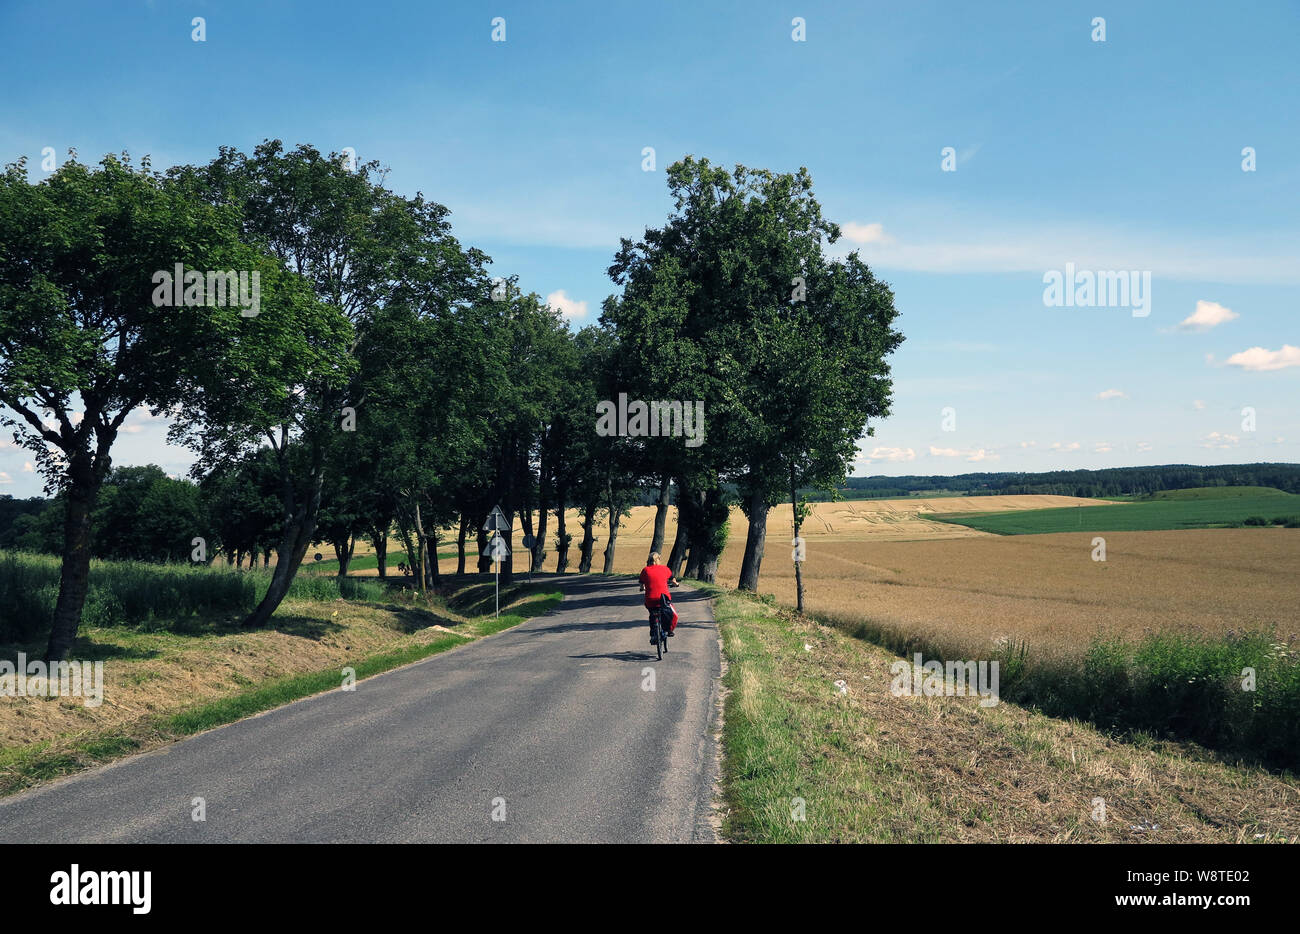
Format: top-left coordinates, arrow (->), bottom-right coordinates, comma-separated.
717,589 -> 1300,843
0,584 -> 550,753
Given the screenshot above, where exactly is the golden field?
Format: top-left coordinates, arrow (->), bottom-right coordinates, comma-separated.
438,495 -> 1298,655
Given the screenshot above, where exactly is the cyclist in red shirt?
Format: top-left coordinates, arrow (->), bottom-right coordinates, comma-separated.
638,552 -> 679,640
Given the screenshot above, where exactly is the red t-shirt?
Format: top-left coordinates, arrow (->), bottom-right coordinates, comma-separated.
639,564 -> 674,606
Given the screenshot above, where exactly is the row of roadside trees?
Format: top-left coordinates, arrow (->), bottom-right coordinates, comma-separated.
0,143 -> 901,659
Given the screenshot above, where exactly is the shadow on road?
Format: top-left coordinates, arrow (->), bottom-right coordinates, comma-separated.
530,618 -> 643,635
568,650 -> 677,662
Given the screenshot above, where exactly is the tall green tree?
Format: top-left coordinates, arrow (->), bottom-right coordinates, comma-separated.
177,141 -> 488,625
0,153 -> 311,657
605,157 -> 902,589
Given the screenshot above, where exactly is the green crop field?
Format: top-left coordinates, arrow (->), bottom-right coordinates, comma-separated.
925,486 -> 1300,535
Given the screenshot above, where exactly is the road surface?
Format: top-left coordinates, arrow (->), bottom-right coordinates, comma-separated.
0,575 -> 721,843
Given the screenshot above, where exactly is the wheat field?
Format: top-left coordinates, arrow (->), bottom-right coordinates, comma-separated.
453,495 -> 1297,653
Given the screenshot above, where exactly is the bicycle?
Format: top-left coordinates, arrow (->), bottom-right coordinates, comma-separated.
648,604 -> 668,659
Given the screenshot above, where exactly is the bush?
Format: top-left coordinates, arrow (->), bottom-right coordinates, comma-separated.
1243,515 -> 1270,526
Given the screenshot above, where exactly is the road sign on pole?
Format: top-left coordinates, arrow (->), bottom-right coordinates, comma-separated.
482,533 -> 510,617
483,505 -> 510,533
485,534 -> 510,561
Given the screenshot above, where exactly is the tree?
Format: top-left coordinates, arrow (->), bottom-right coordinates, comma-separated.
0,153 -> 307,658
605,157 -> 901,590
176,140 -> 488,625
200,451 -> 283,568
93,465 -> 211,563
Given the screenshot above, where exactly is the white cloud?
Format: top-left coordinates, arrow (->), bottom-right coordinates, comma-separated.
1018,441 -> 1037,448
1223,344 -> 1300,372
866,446 -> 916,462
0,472 -> 11,484
929,445 -> 997,462
22,461 -> 34,472
1094,442 -> 1113,453
1178,300 -> 1238,331
1137,441 -> 1153,452
1193,399 -> 1206,410
825,215 -> 1300,284
546,289 -> 588,321
840,222 -> 894,245
1050,442 -> 1082,452
1202,431 -> 1240,449
1096,389 -> 1127,400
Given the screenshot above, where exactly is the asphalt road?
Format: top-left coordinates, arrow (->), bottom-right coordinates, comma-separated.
0,575 -> 721,843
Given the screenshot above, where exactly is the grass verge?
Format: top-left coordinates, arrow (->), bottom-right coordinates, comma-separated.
713,586 -> 1299,843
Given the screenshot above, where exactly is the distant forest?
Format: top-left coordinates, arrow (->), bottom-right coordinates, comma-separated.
822,463 -> 1300,500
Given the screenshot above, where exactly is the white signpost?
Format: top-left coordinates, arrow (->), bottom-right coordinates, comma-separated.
483,505 -> 511,617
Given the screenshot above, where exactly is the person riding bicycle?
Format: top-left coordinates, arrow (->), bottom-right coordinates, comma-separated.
638,552 -> 679,644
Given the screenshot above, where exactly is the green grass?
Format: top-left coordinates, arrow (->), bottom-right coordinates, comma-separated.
926,486 -> 1300,534
0,550 -> 391,642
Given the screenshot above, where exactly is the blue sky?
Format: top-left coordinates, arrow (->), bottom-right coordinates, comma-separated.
1,0 -> 1297,495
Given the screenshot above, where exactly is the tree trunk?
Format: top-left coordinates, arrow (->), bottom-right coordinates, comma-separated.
687,485 -> 726,584
477,526 -> 490,573
43,460 -> 102,660
397,522 -> 418,586
243,501 -> 318,629
456,513 -> 468,575
371,527 -> 388,579
737,488 -> 768,591
533,504 -> 549,573
577,500 -> 597,573
683,545 -> 701,579
666,505 -> 688,578
413,500 -> 428,594
554,496 -> 569,574
334,534 -> 355,578
426,531 -> 440,588
650,475 -> 671,556
601,479 -> 620,574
